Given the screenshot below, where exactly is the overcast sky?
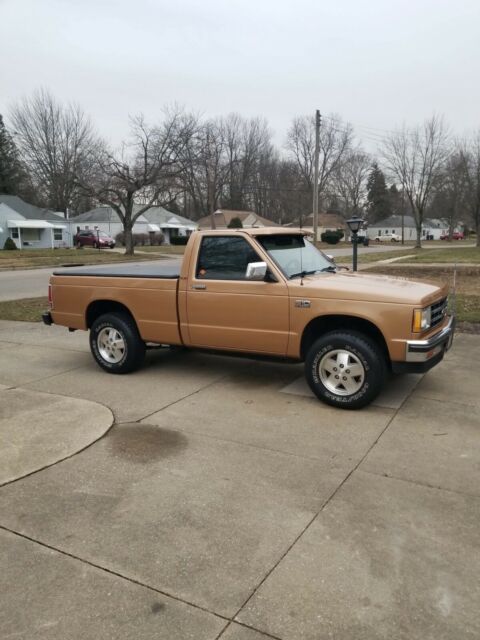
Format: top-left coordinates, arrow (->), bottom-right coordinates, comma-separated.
1,0 -> 479,150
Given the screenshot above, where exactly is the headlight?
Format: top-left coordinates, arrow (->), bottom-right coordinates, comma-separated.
413,306 -> 431,332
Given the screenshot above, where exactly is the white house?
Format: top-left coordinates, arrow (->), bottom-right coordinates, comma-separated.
68,205 -> 197,244
365,215 -> 459,241
0,195 -> 68,249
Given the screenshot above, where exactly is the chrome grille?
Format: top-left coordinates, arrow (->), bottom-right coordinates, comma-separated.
431,297 -> 448,328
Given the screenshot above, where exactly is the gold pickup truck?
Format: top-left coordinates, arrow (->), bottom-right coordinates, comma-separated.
42,228 -> 454,409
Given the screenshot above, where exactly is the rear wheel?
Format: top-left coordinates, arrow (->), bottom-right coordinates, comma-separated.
305,331 -> 386,409
90,312 -> 145,374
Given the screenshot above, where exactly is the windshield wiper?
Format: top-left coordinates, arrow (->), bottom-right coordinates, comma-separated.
289,266 -> 336,279
289,269 -> 322,279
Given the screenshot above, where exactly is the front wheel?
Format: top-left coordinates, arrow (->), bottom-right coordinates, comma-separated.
90,312 -> 146,374
305,331 -> 387,409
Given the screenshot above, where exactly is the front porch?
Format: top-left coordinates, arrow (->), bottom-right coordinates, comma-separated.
7,220 -> 68,249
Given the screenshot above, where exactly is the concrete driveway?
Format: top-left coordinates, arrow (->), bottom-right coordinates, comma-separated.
0,321 -> 479,639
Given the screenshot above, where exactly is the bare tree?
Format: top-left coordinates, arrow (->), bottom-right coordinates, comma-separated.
177,116 -> 227,222
430,150 -> 466,240
459,132 -> 480,246
85,110 -> 195,254
286,114 -> 354,211
10,88 -> 98,214
332,149 -> 371,216
382,115 -> 450,247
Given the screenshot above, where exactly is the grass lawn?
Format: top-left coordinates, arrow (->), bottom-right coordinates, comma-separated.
355,245 -> 480,265
395,246 -> 480,264
357,249 -> 417,264
0,297 -> 48,322
134,245 -> 186,254
0,248 -> 166,270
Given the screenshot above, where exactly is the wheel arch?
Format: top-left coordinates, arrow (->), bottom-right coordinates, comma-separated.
86,299 -> 136,329
300,314 -> 390,364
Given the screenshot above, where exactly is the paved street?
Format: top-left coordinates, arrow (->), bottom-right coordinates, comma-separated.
0,244 -> 410,301
0,320 -> 479,639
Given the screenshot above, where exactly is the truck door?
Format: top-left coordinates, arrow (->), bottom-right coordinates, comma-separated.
185,235 -> 289,355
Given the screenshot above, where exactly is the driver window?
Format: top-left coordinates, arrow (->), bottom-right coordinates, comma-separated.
196,236 -> 261,280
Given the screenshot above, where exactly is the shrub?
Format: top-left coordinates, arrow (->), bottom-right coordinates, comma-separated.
321,231 -> 342,245
3,237 -> 18,250
115,232 -> 125,246
149,232 -> 165,245
227,216 -> 243,229
133,233 -> 149,246
170,235 -> 189,245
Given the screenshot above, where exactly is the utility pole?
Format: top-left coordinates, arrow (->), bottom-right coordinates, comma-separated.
312,110 -> 321,243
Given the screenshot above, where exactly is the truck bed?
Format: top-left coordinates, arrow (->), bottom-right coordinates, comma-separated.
53,263 -> 181,279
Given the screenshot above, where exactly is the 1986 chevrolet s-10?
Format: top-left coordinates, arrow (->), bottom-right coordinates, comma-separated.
43,228 -> 455,409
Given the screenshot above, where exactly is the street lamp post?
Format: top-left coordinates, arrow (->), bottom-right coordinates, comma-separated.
346,215 -> 365,272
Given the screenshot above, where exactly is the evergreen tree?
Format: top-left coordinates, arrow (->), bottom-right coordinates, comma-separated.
0,114 -> 23,194
227,216 -> 243,228
366,162 -> 391,223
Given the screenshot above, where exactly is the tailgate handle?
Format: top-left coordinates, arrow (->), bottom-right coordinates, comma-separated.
192,284 -> 207,290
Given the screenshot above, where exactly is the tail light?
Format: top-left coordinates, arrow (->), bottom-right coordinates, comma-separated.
48,284 -> 53,310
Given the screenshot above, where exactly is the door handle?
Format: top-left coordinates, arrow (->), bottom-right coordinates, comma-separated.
192,284 -> 207,290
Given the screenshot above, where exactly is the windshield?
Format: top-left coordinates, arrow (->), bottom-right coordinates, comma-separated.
98,232 -> 111,238
256,234 -> 335,279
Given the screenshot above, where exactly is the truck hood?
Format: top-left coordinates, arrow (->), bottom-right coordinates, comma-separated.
293,271 -> 448,306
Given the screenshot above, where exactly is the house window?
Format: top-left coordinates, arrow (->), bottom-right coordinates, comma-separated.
22,228 -> 41,242
391,229 -> 395,234
11,228 -> 19,239
54,228 -> 63,240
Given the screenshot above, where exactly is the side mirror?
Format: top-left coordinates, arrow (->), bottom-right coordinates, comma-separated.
246,261 -> 267,281
325,254 -> 336,263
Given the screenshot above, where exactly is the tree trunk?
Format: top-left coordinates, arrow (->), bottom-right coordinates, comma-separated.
415,223 -> 422,249
124,224 -> 134,255
476,218 -> 480,247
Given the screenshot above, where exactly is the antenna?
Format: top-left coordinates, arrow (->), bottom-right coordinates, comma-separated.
451,262 -> 457,316
300,235 -> 304,286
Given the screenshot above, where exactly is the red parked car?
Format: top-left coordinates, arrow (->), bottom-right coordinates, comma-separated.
440,231 -> 464,240
74,230 -> 116,249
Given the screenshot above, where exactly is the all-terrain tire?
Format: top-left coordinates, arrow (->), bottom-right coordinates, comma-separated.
305,331 -> 387,410
90,312 -> 146,374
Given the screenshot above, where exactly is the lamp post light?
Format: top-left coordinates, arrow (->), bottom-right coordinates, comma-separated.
346,215 -> 365,272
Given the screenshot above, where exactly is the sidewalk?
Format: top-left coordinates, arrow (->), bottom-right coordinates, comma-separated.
0,321 -> 478,639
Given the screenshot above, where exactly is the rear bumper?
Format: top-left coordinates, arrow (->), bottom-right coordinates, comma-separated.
392,315 -> 455,374
42,311 -> 53,326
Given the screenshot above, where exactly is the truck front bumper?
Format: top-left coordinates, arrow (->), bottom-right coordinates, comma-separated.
392,315 -> 455,374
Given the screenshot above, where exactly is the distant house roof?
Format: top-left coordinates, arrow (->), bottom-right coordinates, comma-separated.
141,207 -> 197,229
368,215 -> 417,228
70,205 -> 197,229
0,194 -> 64,222
291,212 -> 346,229
197,209 -> 278,229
